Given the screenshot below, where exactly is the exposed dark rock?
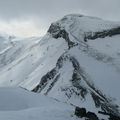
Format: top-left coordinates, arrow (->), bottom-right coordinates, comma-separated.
48,23 -> 76,49
91,92 -> 103,108
70,57 -> 88,98
74,107 -> 99,120
84,27 -> 120,41
70,57 -> 120,116
86,111 -> 98,120
108,114 -> 120,120
75,107 -> 86,118
56,54 -> 69,69
45,74 -> 60,95
32,84 -> 40,92
41,69 -> 57,84
32,69 -> 57,92
48,23 -> 60,35
98,111 -> 120,120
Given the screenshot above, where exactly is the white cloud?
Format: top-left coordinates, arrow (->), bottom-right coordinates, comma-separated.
0,19 -> 46,37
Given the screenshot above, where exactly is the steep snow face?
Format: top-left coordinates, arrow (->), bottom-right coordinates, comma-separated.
0,14 -> 120,119
0,34 -> 68,88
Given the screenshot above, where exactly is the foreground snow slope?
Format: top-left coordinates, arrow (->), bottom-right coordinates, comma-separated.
0,87 -> 77,120
0,14 -> 120,119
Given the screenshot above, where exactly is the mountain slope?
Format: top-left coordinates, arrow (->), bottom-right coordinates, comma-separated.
32,14 -> 120,117
0,14 -> 120,119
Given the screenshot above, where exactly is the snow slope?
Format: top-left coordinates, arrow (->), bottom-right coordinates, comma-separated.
0,87 -> 76,120
0,35 -> 68,88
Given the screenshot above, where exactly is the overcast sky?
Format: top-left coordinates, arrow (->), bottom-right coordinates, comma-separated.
0,0 -> 119,37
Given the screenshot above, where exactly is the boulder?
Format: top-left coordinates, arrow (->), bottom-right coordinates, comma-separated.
75,107 -> 86,118
86,111 -> 98,120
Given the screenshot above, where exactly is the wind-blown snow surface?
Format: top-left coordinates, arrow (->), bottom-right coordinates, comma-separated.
0,14 -> 120,119
0,35 -> 68,88
0,87 -> 77,120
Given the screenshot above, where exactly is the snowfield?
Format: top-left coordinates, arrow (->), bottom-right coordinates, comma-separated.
0,87 -> 77,120
0,34 -> 68,89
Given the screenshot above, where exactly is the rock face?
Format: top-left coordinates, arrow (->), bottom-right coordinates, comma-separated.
86,112 -> 98,120
98,111 -> 120,120
84,27 -> 120,41
48,23 -> 75,48
74,107 -> 98,120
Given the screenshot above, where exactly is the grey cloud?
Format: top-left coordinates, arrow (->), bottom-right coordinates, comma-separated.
0,0 -> 119,21
0,0 -> 119,36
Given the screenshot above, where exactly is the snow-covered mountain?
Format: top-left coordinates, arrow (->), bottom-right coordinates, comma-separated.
0,14 -> 120,119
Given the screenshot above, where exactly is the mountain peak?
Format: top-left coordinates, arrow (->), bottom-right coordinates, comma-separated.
48,14 -> 120,44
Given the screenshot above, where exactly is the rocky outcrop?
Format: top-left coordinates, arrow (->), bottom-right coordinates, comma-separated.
86,111 -> 98,120
32,69 -> 57,92
75,107 -> 86,118
48,23 -> 76,48
84,27 -> 120,41
98,111 -> 120,120
75,106 -> 98,120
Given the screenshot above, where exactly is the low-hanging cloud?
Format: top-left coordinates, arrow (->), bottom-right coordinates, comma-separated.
0,0 -> 119,37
